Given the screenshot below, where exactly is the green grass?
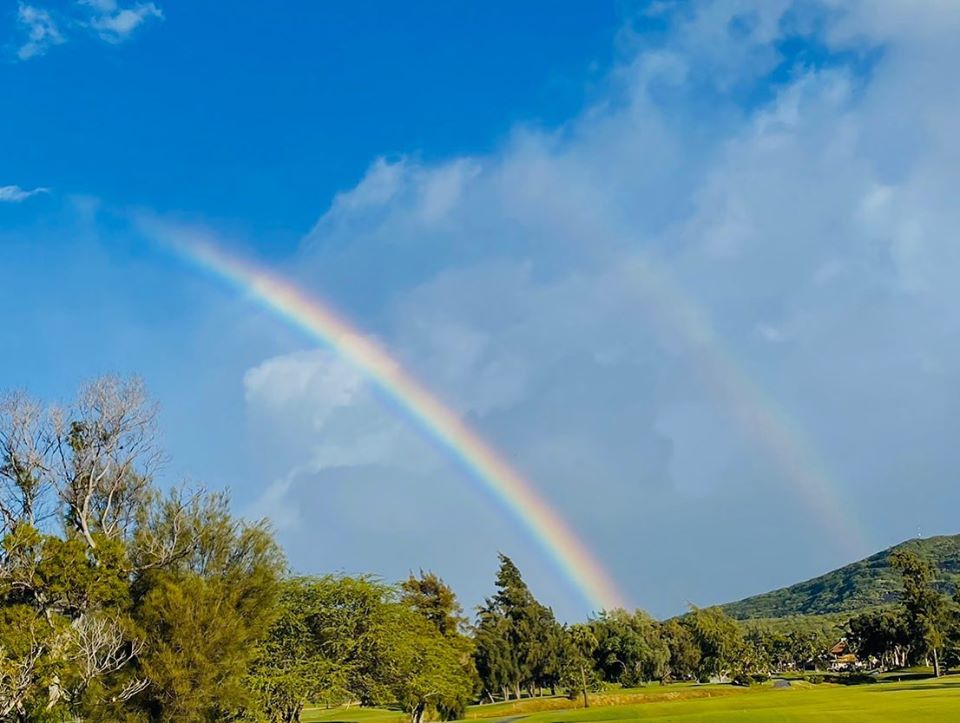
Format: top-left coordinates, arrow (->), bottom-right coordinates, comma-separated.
494,676 -> 960,722
301,705 -> 406,723
302,675 -> 960,723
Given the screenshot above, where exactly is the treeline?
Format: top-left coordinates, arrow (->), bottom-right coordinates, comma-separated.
845,549 -> 960,675
2,378 -> 957,722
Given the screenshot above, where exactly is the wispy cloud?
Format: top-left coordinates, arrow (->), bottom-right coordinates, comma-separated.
13,0 -> 162,60
81,0 -> 163,43
0,185 -> 49,202
16,3 -> 64,60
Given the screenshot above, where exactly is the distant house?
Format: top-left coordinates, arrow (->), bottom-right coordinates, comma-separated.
827,639 -> 860,672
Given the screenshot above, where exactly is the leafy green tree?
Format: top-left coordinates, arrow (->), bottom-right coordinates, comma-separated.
589,609 -> 669,686
249,578 -> 339,723
385,605 -> 476,723
134,503 -> 284,721
847,609 -> 911,670
685,607 -> 745,682
891,549 -> 947,675
660,619 -> 700,681
561,624 -> 598,708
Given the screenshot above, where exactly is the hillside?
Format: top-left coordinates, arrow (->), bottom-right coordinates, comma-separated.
722,534 -> 960,619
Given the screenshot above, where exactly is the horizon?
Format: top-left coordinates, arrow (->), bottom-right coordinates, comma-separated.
5,0 -> 960,622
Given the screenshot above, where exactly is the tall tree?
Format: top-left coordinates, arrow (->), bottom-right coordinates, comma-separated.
891,549 -> 947,676
562,624 -> 598,708
474,554 -> 541,699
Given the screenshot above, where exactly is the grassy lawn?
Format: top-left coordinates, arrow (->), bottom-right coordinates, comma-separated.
303,674 -> 960,722
502,675 -> 960,722
301,706 -> 406,723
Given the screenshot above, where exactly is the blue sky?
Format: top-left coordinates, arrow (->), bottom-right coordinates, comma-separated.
4,0 -> 960,620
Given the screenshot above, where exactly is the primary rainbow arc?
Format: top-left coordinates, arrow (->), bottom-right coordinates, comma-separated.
166,231 -> 628,613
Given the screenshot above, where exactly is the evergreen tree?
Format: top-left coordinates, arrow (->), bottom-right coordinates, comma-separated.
474,554 -> 551,699
400,570 -> 467,637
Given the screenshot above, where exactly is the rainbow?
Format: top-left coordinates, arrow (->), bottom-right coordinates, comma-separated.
624,257 -> 869,557
153,225 -> 629,613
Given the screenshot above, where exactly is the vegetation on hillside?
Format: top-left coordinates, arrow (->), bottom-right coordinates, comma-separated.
722,535 -> 960,619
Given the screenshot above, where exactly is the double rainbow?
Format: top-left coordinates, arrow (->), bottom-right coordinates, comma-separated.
153,223 -> 869,613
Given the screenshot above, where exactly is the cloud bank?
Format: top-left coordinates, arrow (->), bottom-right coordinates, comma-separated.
205,0 -> 960,618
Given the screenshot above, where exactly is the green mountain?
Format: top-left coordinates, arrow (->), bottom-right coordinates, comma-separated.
722,534 -> 960,620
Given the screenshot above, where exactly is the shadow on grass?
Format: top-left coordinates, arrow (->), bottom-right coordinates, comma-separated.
873,679 -> 960,693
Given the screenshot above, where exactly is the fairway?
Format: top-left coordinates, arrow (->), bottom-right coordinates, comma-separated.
303,676 -> 960,723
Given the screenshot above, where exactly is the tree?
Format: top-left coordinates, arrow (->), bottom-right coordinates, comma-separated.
685,607 -> 745,682
847,609 -> 911,670
660,619 -> 700,681
400,570 -> 467,637
474,611 -> 518,703
0,379 -> 287,721
890,549 -> 947,676
0,382 -> 157,718
562,624 -> 598,708
250,578 -> 337,723
474,554 -> 552,700
589,609 -> 669,686
134,501 -> 284,721
385,605 -> 476,723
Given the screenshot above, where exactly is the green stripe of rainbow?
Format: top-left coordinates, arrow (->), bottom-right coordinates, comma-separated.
163,229 -> 628,612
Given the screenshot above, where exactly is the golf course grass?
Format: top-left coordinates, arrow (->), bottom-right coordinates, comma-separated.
302,673 -> 960,722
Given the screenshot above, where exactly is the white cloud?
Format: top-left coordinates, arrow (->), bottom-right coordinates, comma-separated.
0,185 -> 49,202
81,0 -> 163,43
16,4 -> 64,60
204,0 -> 960,617
243,349 -> 442,477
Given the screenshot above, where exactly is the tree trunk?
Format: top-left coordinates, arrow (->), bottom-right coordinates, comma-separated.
411,702 -> 426,723
933,647 -> 941,678
580,664 -> 590,708
514,683 -> 521,700
502,686 -> 509,701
